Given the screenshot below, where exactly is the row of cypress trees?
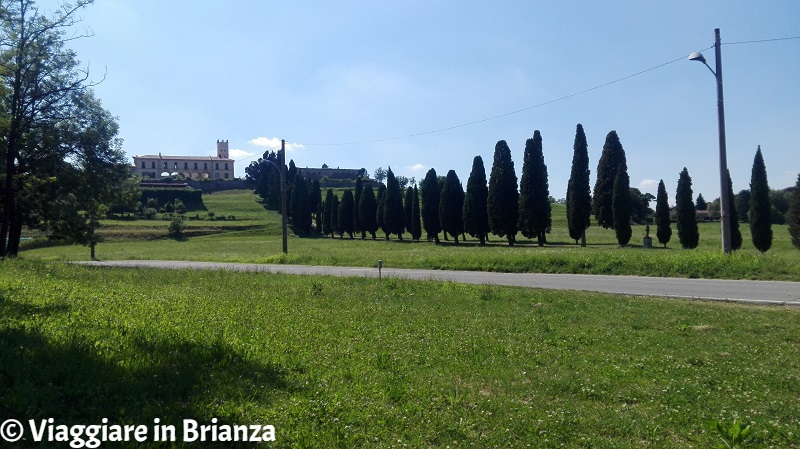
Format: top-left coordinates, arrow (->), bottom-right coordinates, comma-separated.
286,125 -> 790,252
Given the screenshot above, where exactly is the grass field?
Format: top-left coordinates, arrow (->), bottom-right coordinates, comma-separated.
1,260 -> 798,448
20,189 -> 800,281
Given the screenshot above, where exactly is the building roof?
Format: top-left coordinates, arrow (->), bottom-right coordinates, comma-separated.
134,154 -> 233,161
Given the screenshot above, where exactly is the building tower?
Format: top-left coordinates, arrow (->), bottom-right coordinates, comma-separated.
216,140 -> 229,158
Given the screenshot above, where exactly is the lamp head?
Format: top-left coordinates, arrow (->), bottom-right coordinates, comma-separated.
688,52 -> 707,64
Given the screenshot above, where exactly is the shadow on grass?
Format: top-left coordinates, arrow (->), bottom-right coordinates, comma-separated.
0,297 -> 296,448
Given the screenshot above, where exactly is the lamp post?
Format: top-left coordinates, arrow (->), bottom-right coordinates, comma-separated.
689,28 -> 732,254
258,141 -> 288,254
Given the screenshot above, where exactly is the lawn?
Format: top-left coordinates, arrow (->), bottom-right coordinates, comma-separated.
1,260 -> 798,448
20,189 -> 800,281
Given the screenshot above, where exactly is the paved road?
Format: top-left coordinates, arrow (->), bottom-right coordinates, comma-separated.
75,260 -> 800,307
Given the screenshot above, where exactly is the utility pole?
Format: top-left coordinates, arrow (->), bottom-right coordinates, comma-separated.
714,28 -> 732,254
281,139 -> 288,254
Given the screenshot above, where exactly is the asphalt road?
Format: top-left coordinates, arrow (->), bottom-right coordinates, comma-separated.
75,260 -> 800,307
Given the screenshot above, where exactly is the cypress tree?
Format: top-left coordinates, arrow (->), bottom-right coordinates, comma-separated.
675,168 -> 699,249
725,170 -> 743,251
404,186 -> 414,233
338,189 -> 356,239
488,140 -> 519,246
330,194 -> 340,237
359,184 -> 379,239
566,124 -> 591,246
655,179 -> 671,248
788,174 -> 800,249
695,194 -> 707,211
593,130 -> 627,229
287,159 -> 297,184
323,189 -> 334,237
612,166 -> 632,246
411,185 -> 422,241
749,146 -> 772,252
439,170 -> 465,244
463,155 -> 489,245
421,168 -> 441,243
311,179 -> 322,234
290,175 -> 311,233
383,167 -> 405,240
518,130 -> 551,246
376,183 -> 388,239
353,177 -> 363,237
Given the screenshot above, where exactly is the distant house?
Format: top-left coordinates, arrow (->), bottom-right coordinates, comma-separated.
669,207 -> 710,221
131,140 -> 234,180
296,167 -> 366,181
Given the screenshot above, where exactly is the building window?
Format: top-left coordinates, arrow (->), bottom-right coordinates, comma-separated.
214,173 -> 220,179
224,173 -> 229,179
204,163 -> 208,170
141,161 -> 145,168
215,163 -> 219,170
174,162 -> 178,169
194,162 -> 198,169
224,163 -> 228,169
184,162 -> 188,169
163,162 -> 168,169
151,162 -> 156,169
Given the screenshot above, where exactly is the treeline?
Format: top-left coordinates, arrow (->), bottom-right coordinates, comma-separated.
0,1 -> 136,258
257,125 -> 799,253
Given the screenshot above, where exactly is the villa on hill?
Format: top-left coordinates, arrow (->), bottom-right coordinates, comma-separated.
131,140 -> 235,180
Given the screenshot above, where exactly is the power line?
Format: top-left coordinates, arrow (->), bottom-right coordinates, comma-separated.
725,36 -> 800,45
234,144 -> 282,163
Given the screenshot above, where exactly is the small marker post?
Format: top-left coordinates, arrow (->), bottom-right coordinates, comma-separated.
378,260 -> 383,280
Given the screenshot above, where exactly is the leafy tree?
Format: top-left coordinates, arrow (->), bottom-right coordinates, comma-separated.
593,130 -> 627,229
420,168 -> 441,243
788,174 -> 800,249
376,183 -> 387,238
725,170 -> 743,251
749,146 -> 772,252
676,167 -> 699,249
404,186 -> 414,233
695,193 -> 707,211
518,130 -> 551,246
383,167 -> 405,240
735,190 -> 750,223
290,175 -> 311,233
323,189 -> 334,236
353,177 -> 363,236
566,124 -> 591,246
463,155 -> 489,245
411,185 -> 422,241
396,175 -> 410,189
338,189 -> 355,238
488,140 -> 519,246
0,0 -> 98,257
612,166 -> 632,246
359,184 -> 379,239
439,170 -> 464,244
373,167 -> 387,184
655,179 -> 671,248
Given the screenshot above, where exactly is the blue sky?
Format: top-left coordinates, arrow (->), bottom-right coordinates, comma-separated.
45,0 -> 800,202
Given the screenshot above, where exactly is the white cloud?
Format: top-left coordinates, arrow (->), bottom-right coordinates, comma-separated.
229,148 -> 256,160
639,179 -> 659,189
249,136 -> 305,152
408,163 -> 425,172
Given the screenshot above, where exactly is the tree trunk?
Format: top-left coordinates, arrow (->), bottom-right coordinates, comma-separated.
580,229 -> 586,247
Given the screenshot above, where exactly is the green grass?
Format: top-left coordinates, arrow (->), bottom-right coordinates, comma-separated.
1,260 -> 798,448
19,189 -> 800,281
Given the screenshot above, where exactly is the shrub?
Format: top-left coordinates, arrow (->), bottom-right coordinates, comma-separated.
168,216 -> 185,238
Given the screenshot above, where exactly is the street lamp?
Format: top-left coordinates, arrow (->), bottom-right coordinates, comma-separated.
690,28 -> 732,254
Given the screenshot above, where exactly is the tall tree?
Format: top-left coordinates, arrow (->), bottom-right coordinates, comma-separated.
287,159 -> 297,184
353,177 -> 363,236
655,179 -> 672,248
695,194 -> 707,211
330,194 -> 340,237
788,174 -> 800,250
749,146 -> 772,252
518,130 -> 551,246
383,167 -> 405,240
735,190 -> 750,223
410,185 -> 422,241
439,170 -> 464,244
404,186 -> 414,233
290,175 -> 311,233
338,189 -> 355,239
487,140 -> 519,246
359,184 -> 378,239
725,170 -> 742,251
373,167 -> 387,184
376,183 -> 388,239
323,189 -> 334,237
675,167 -> 699,249
463,155 -> 489,245
566,124 -> 591,246
311,179 -> 322,234
0,0 -> 96,257
612,165 -> 632,246
420,168 -> 441,243
593,130 -> 627,229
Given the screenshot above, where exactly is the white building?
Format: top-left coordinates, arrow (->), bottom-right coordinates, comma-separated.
132,140 -> 234,180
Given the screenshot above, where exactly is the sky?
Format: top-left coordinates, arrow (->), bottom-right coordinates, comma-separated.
40,0 -> 800,202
